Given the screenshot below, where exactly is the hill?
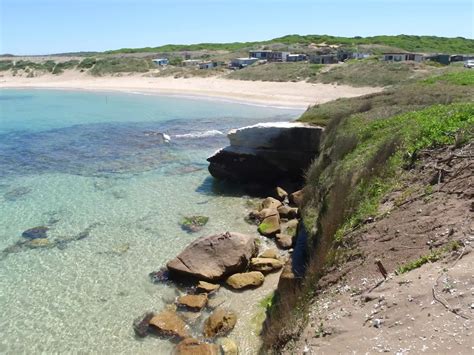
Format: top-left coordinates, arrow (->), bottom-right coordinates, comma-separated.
104,34 -> 474,55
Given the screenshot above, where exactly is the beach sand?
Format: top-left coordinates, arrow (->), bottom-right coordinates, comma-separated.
0,71 -> 382,108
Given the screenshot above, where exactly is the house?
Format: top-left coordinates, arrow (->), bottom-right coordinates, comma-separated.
152,58 -> 169,66
199,61 -> 217,69
267,51 -> 290,62
249,50 -> 272,59
309,54 -> 338,64
182,59 -> 201,67
286,54 -> 308,62
382,53 -> 424,62
230,57 -> 258,68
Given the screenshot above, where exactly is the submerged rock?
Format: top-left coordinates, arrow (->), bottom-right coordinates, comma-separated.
176,294 -> 208,311
167,232 -> 257,281
149,309 -> 188,339
133,312 -> 155,338
180,215 -> 209,233
149,267 -> 171,284
175,338 -> 219,355
203,308 -> 237,337
207,122 -> 323,184
226,271 -> 265,290
218,338 -> 239,355
24,238 -> 54,249
22,226 -> 49,239
4,186 -> 32,201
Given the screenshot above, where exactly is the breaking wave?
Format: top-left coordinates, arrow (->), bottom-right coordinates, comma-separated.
174,130 -> 224,139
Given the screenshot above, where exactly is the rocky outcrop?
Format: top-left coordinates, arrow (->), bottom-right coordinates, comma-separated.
167,232 -> 257,281
149,309 -> 188,339
250,257 -> 284,273
175,338 -> 219,355
176,294 -> 208,311
203,308 -> 237,337
226,271 -> 265,289
207,122 -> 323,184
196,281 -> 220,294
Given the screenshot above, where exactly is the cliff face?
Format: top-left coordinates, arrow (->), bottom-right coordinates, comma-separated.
207,122 -> 323,184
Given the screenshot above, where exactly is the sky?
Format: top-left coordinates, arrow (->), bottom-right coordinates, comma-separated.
0,0 -> 473,55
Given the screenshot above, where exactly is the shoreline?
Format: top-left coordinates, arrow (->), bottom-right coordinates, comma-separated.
0,73 -> 383,109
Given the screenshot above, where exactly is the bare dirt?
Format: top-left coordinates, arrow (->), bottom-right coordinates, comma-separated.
282,142 -> 473,354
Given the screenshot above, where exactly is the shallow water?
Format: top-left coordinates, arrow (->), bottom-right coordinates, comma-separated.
0,89 -> 300,353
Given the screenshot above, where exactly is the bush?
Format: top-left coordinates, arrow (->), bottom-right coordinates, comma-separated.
77,57 -> 97,69
0,60 -> 14,71
90,57 -> 152,76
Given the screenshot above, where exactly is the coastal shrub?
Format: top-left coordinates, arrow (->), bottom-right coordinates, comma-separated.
227,62 -> 323,82
52,60 -> 80,74
90,57 -> 152,76
0,60 -> 14,71
422,70 -> 474,86
77,57 -> 97,69
14,60 -> 56,73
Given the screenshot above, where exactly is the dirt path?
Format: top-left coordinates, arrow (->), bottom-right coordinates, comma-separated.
282,143 -> 474,354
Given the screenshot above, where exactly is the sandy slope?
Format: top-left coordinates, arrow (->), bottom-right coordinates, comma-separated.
0,71 -> 382,108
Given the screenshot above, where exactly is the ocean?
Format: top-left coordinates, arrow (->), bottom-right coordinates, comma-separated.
0,89 -> 301,353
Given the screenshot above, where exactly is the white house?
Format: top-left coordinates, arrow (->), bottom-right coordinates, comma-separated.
382,53 -> 424,62
230,57 -> 258,68
152,58 -> 169,66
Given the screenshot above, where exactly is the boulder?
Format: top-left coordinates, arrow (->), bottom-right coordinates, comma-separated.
176,294 -> 208,311
277,205 -> 299,219
260,197 -> 282,211
226,271 -> 265,290
207,122 -> 323,184
218,338 -> 239,355
197,281 -> 220,294
275,233 -> 294,249
250,257 -> 284,273
132,312 -> 154,338
167,232 -> 257,281
281,219 -> 299,237
180,215 -> 209,233
259,248 -> 279,259
275,187 -> 288,201
203,308 -> 237,337
148,309 -> 188,339
289,189 -> 304,207
22,226 -> 49,239
249,208 -> 278,223
258,214 -> 280,237
175,338 -> 219,355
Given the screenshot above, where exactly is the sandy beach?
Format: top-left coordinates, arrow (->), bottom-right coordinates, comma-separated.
0,71 -> 382,108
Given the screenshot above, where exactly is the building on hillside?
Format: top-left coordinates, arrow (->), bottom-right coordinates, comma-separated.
424,54 -> 451,65
230,57 -> 259,69
286,54 -> 308,62
182,59 -> 201,67
152,58 -> 169,66
267,51 -> 290,62
249,50 -> 273,59
309,54 -> 339,64
382,53 -> 424,62
199,61 -> 218,69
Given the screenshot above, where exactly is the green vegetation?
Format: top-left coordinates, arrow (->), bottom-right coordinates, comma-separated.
227,62 -> 323,82
90,57 -> 152,76
77,57 -> 97,69
105,34 -> 474,55
423,70 -> 474,86
0,60 -> 14,71
396,241 -> 461,274
180,215 -> 209,233
52,60 -> 80,74
313,60 -> 427,87
12,60 -> 56,73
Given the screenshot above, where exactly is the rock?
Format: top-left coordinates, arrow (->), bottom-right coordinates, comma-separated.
24,238 -> 53,249
203,308 -> 237,337
180,215 -> 209,233
175,338 -> 219,355
207,296 -> 226,309
277,205 -> 298,219
167,232 -> 257,282
250,257 -> 284,273
260,197 -> 282,211
148,309 -> 188,339
289,189 -> 304,207
197,281 -> 220,294
249,208 -> 278,223
218,338 -> 239,355
275,233 -> 294,249
259,248 -> 279,259
258,214 -> 280,237
207,122 -> 323,184
176,294 -> 208,311
149,268 -> 171,284
275,187 -> 288,201
226,271 -> 265,289
22,226 -> 49,239
133,312 -> 154,338
281,219 -> 299,237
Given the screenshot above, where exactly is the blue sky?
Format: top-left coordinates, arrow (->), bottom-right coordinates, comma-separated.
1,0 -> 473,55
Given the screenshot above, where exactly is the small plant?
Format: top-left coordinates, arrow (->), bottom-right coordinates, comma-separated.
180,215 -> 209,233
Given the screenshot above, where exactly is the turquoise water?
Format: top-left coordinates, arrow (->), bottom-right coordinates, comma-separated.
0,89 -> 301,353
